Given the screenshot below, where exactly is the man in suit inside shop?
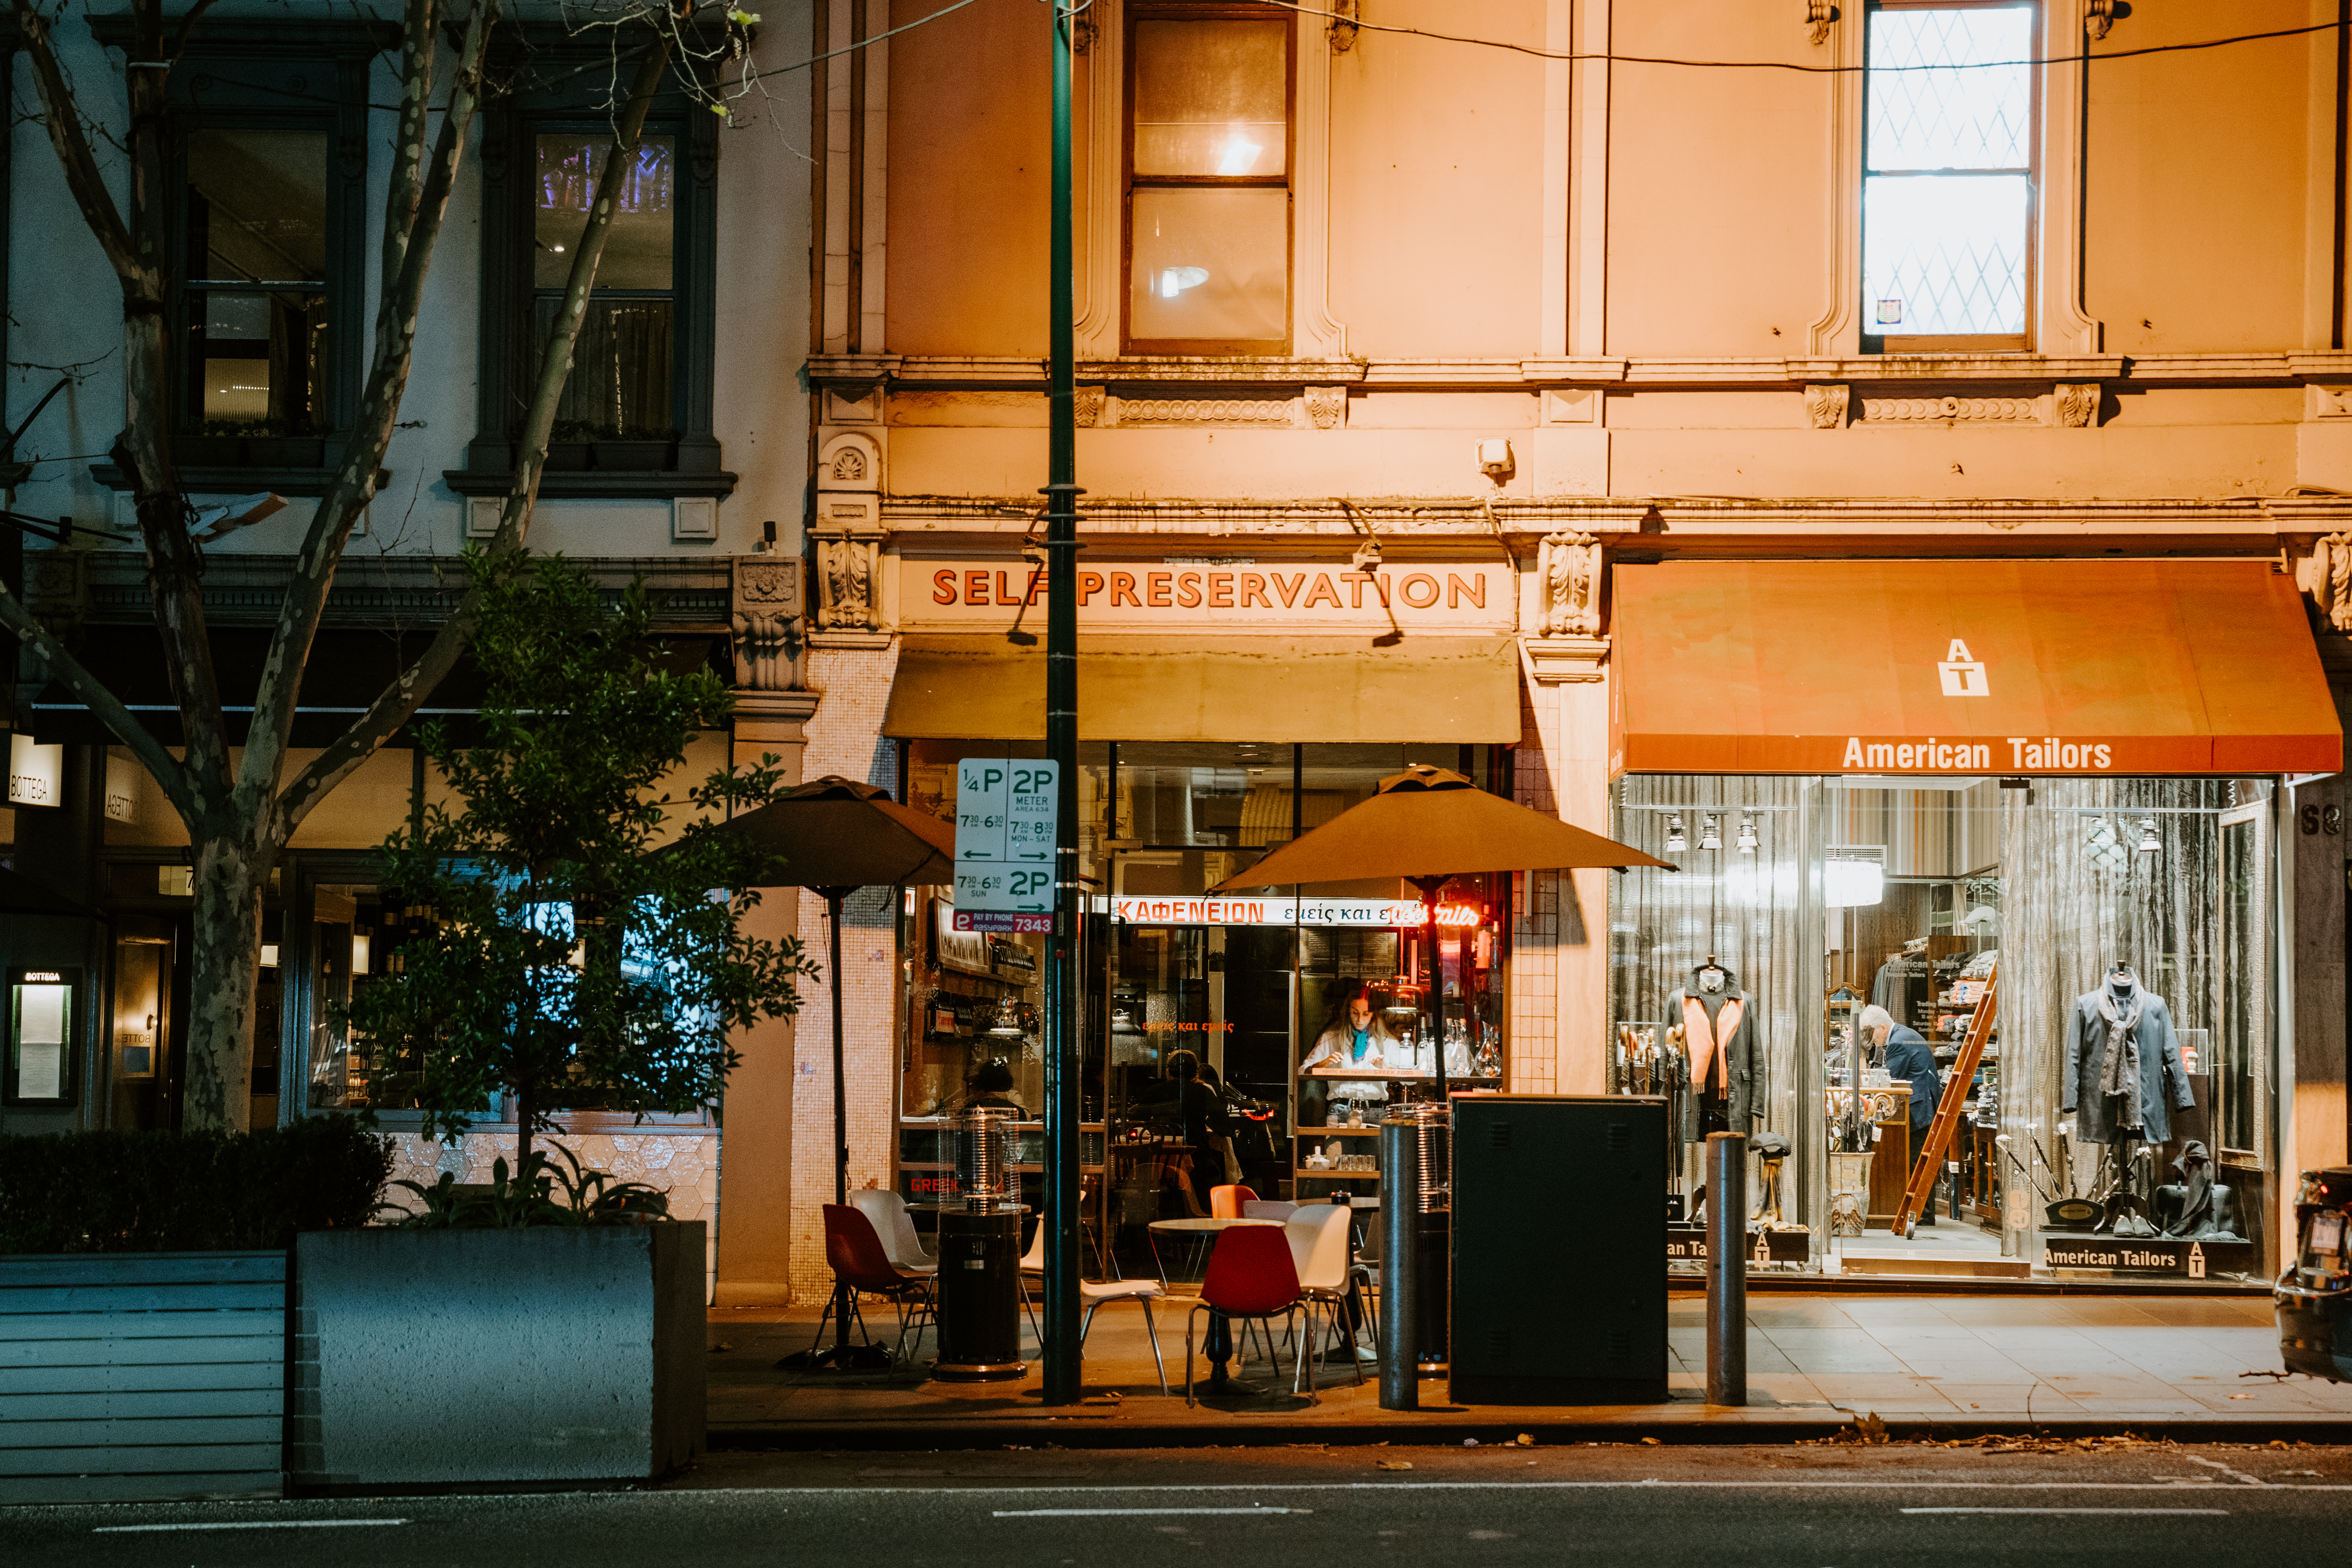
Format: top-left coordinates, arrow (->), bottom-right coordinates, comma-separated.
1860,1003 -> 1943,1227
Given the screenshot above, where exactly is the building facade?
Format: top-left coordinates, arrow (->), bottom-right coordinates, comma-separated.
779,0 -> 2352,1295
0,3 -> 818,1298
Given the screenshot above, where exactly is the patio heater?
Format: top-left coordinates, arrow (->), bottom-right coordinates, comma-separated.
1377,1102 -> 1452,1409
933,1108 -> 1028,1382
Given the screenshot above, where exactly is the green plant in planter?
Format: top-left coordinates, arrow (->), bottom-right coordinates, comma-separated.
378,1142 -> 670,1228
343,548 -> 817,1170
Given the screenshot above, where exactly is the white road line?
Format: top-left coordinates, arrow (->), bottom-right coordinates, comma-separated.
2186,1455 -> 2270,1486
1902,1508 -> 2228,1517
92,1520 -> 409,1534
668,1480 -> 2349,1497
993,1508 -> 1310,1518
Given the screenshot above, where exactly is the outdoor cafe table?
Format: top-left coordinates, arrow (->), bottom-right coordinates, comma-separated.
1147,1217 -> 1281,1394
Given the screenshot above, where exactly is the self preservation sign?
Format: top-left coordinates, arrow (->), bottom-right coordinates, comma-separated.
904,558 -> 1515,632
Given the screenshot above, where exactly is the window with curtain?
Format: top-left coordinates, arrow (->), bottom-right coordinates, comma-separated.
1126,7 -> 1292,353
532,133 -> 679,441
1861,3 -> 2036,350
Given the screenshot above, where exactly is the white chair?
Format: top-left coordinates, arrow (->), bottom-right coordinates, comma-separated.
850,1189 -> 938,1276
1241,1200 -> 1298,1222
1018,1217 -> 1171,1392
1282,1203 -> 1370,1397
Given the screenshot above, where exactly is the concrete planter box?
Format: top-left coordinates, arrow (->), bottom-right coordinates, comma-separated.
290,1223 -> 704,1488
0,1251 -> 288,1506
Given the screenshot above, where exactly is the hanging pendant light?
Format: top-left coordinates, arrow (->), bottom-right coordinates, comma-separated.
1699,814 -> 1722,851
2136,817 -> 2162,856
988,995 -> 1026,1036
1736,817 -> 1758,853
1664,814 -> 1687,853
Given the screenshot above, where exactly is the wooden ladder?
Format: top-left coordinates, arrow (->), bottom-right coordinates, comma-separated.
1892,961 -> 1997,1238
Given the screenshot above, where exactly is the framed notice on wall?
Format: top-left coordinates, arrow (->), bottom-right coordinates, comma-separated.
6,966 -> 79,1106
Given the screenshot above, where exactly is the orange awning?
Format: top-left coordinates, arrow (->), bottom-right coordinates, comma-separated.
1611,560 -> 2341,777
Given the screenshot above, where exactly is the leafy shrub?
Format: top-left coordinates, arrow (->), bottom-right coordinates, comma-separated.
379,1143 -> 671,1229
0,1117 -> 394,1253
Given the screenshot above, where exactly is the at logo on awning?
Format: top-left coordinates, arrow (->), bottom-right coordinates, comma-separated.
1938,638 -> 1990,697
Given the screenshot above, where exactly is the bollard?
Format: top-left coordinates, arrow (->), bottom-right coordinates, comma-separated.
1704,1131 -> 1747,1406
1378,1117 -> 1418,1410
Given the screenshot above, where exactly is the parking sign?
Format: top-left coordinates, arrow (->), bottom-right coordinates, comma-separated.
954,759 -> 1058,916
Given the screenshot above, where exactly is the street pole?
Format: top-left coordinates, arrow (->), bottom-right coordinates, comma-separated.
1039,0 -> 1085,1407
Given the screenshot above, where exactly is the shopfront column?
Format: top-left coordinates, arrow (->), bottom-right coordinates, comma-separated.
1520,621 -> 1614,1097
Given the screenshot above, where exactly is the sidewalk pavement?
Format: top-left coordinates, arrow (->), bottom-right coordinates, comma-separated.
707,1290 -> 2352,1446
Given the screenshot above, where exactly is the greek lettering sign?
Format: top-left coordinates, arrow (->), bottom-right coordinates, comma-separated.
953,759 -> 1058,916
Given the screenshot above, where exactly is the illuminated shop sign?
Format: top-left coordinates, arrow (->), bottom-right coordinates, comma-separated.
902,558 -> 1515,631
1101,896 -> 1485,928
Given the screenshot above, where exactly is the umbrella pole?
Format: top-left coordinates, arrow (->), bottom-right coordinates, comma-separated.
1412,876 -> 1450,1102
821,886 -> 853,1360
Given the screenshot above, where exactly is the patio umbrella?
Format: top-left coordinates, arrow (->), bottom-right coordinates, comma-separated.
701,775 -> 954,1361
1211,764 -> 1669,1098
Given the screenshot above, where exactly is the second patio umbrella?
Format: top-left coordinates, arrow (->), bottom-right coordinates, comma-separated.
1211,763 -> 1669,1097
703,774 -> 954,1361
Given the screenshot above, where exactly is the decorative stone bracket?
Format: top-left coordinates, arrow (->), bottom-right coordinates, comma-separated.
731,555 -> 806,691
811,529 -> 884,637
2298,533 -> 2352,633
1535,530 -> 1602,637
1522,634 -> 1611,686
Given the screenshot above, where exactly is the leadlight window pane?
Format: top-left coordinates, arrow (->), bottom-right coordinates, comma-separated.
1866,6 -> 2032,172
1862,172 -> 2029,336
1132,20 -> 1288,179
1130,187 -> 1288,342
535,134 -> 675,290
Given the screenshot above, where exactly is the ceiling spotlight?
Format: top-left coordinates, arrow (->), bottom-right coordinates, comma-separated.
1664,814 -> 1688,853
1699,815 -> 1722,852
2136,817 -> 2161,855
1737,817 -> 1758,853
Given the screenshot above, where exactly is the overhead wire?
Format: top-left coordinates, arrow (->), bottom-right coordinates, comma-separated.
1247,1 -> 2352,75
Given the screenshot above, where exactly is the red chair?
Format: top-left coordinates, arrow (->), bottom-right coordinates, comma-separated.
1208,1184 -> 1260,1219
812,1204 -> 935,1367
1183,1223 -> 1305,1405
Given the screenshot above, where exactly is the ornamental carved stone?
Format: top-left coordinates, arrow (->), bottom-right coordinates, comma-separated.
2053,382 -> 2101,429
1304,385 -> 1347,430
1536,530 -> 1601,638
730,555 -> 805,690
2305,533 -> 2352,633
1803,382 -> 1850,430
1073,386 -> 1107,428
813,530 -> 883,633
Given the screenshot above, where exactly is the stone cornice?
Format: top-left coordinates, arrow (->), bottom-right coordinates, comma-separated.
815,352 -> 2352,394
873,493 -> 2352,545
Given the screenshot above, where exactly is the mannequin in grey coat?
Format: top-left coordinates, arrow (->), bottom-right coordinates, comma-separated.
2063,964 -> 2195,1144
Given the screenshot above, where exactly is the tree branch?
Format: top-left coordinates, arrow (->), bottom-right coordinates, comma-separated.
14,4 -> 146,286
273,20 -> 680,844
0,586 -> 194,821
246,0 -> 495,816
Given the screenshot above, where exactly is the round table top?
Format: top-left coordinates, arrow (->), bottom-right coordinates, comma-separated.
1147,1217 -> 1281,1233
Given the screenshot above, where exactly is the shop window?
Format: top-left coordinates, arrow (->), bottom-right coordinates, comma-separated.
1861,3 -> 2034,351
898,738 -> 1506,1272
1125,6 -> 1293,354
1609,773 -> 2279,1283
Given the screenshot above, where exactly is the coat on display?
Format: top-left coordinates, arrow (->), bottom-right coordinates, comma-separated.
1674,962 -> 1760,1145
2063,968 -> 2197,1145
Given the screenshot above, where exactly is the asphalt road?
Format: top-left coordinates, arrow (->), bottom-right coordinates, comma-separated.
9,1442 -> 2349,1567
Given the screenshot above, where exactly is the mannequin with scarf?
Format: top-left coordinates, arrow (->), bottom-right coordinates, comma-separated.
2064,963 -> 2195,1232
1674,957 -> 1760,1149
